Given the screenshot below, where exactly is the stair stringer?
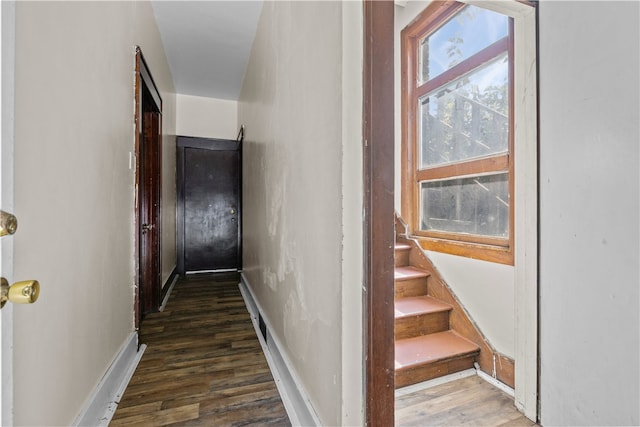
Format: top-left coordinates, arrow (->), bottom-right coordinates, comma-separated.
396,234 -> 515,389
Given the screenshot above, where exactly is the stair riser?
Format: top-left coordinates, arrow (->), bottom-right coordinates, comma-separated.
395,277 -> 428,298
395,312 -> 450,340
395,249 -> 410,267
395,355 -> 476,389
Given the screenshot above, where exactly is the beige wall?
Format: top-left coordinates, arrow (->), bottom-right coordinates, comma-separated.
238,1 -> 363,425
13,1 -> 175,425
176,94 -> 238,140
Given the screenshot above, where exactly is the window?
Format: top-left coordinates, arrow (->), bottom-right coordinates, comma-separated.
401,1 -> 514,264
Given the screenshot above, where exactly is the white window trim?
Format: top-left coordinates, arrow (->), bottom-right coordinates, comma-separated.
463,0 -> 538,421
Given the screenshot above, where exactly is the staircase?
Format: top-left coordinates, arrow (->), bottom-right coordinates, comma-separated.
394,242 -> 480,388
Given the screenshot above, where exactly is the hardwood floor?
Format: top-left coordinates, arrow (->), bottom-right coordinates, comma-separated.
395,375 -> 537,427
110,274 -> 290,427
112,273 -> 533,427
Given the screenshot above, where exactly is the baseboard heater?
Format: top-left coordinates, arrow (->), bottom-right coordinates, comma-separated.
238,273 -> 321,427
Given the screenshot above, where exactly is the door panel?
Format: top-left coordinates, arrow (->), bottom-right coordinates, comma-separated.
177,137 -> 241,274
139,108 -> 161,316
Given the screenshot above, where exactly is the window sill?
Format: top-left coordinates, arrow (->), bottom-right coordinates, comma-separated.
414,235 -> 514,265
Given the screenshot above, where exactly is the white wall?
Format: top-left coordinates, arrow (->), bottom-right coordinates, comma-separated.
539,1 -> 640,425
176,94 -> 238,139
394,1 -> 515,359
238,1 -> 363,425
12,2 -> 176,425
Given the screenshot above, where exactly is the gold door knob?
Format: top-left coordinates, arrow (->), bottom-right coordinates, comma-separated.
0,278 -> 40,309
0,210 -> 17,237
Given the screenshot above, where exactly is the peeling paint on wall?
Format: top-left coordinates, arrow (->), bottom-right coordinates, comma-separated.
237,2 -> 345,425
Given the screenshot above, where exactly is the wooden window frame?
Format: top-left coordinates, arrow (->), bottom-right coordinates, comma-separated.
401,1 -> 515,265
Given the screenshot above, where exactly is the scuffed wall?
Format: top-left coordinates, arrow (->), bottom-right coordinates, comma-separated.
238,1 -> 361,425
12,1 -> 176,425
539,1 -> 640,425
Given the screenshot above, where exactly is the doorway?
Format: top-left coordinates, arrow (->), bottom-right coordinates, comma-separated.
135,48 -> 163,326
176,136 -> 242,275
363,1 -> 538,425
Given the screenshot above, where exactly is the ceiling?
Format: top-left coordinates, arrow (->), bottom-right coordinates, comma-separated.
151,1 -> 264,101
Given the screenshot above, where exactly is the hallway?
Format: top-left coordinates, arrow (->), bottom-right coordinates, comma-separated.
110,274 -> 290,426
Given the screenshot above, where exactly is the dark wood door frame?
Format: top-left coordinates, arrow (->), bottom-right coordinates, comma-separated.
363,1 -> 395,426
135,48 -> 163,328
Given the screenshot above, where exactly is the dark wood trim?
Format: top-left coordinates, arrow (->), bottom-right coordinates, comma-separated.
134,49 -> 141,330
135,47 -> 163,326
363,1 -> 395,426
237,138 -> 243,271
176,140 -> 185,276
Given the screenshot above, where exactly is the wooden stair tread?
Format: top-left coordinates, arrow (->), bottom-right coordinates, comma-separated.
395,331 -> 479,370
395,296 -> 452,319
394,266 -> 430,281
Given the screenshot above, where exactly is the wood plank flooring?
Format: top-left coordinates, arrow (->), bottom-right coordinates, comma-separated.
395,375 -> 537,426
110,274 -> 290,427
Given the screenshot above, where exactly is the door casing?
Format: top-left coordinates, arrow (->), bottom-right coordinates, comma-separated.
363,1 -> 395,425
135,48 -> 162,326
362,1 -> 539,424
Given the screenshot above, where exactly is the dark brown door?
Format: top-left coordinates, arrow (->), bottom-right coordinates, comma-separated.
136,49 -> 162,324
140,107 -> 161,315
177,137 -> 241,274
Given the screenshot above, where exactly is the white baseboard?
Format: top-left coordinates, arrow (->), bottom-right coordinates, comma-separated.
395,368 -> 477,398
475,362 -> 515,397
239,273 -> 321,427
72,332 -> 146,427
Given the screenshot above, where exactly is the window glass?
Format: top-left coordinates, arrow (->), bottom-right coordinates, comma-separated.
420,173 -> 509,238
419,4 -> 508,84
419,53 -> 509,169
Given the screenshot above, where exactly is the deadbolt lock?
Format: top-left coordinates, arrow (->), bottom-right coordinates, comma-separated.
0,278 -> 40,309
0,210 -> 18,237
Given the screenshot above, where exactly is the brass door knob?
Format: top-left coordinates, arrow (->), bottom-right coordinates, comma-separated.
0,210 -> 17,237
0,278 -> 40,309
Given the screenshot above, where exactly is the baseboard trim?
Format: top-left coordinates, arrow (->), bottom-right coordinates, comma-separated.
72,332 -> 147,427
239,272 -> 321,427
395,368 -> 477,398
160,267 -> 179,311
475,362 -> 515,397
